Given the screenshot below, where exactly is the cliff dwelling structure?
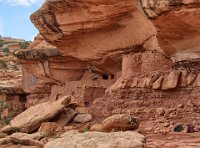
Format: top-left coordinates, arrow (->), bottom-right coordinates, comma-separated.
1,0 -> 200,147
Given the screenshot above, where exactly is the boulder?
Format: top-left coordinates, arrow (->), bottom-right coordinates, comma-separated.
187,72 -> 196,85
161,71 -> 181,90
137,77 -> 151,88
131,78 -> 138,87
1,96 -> 71,133
90,124 -> 102,132
179,70 -> 188,87
64,123 -> 90,133
194,73 -> 200,86
0,138 -> 11,146
75,107 -> 89,114
56,108 -> 77,127
38,122 -> 58,137
152,76 -> 163,90
101,114 -> 139,132
9,132 -> 43,148
73,114 -> 92,123
44,131 -> 145,148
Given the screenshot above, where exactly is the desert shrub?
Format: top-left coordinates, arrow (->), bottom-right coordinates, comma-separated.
20,41 -> 30,49
82,128 -> 90,133
0,100 -> 5,113
13,65 -> 19,71
0,40 -> 4,47
3,112 -> 13,124
0,61 -> 8,70
1,47 -> 9,53
0,99 -> 14,125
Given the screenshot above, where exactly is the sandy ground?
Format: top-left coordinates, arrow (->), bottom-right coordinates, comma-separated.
146,132 -> 200,148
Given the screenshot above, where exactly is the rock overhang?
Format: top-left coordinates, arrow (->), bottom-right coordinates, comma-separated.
29,0 -> 200,72
30,0 -> 157,73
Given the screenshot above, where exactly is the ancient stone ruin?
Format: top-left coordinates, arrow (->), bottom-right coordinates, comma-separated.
1,0 -> 200,147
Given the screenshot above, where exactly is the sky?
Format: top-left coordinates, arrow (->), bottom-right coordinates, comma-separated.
0,0 -> 44,41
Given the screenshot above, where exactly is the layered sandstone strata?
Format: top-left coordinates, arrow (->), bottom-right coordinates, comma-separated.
0,37 -> 29,122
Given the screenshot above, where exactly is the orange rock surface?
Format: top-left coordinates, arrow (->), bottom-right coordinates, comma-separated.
13,1 -> 200,146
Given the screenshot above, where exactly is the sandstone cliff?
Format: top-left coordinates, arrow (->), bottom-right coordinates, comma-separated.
14,0 -> 200,137
0,37 -> 30,125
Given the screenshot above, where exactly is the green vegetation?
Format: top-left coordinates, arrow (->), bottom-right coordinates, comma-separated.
81,128 -> 90,133
1,47 -> 9,53
20,41 -> 30,49
0,99 -> 13,125
0,61 -> 8,70
13,65 -> 19,71
0,40 -> 5,47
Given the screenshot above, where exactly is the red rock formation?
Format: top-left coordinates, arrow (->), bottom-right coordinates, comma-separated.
16,0 -> 200,133
0,37 -> 29,122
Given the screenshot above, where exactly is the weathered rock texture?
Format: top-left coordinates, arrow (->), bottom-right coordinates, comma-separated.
0,37 -> 30,125
44,131 -> 145,148
30,0 -> 156,74
1,96 -> 71,133
15,0 -> 200,135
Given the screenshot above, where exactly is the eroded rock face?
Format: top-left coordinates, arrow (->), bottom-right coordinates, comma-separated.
142,0 -> 200,61
16,0 -> 200,135
0,37 -> 29,123
30,0 -> 156,73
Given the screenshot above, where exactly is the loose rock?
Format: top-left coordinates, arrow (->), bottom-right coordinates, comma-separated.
38,122 -> 58,137
1,96 -> 71,133
101,114 -> 139,132
73,114 -> 92,123
56,108 -> 77,127
161,71 -> 181,90
9,132 -> 43,148
90,124 -> 102,132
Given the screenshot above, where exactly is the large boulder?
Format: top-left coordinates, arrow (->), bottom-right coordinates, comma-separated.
161,71 -> 181,90
56,108 -> 78,127
101,114 -> 139,132
38,122 -> 58,137
0,138 -> 11,146
9,132 -> 43,148
44,131 -> 145,148
1,96 -> 71,133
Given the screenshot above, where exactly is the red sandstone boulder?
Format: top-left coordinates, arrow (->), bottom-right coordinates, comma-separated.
161,71 -> 181,90
55,108 -> 78,128
38,122 -> 58,137
1,96 -> 71,133
90,124 -> 102,132
101,114 -> 139,132
73,114 -> 92,123
9,132 -> 43,148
